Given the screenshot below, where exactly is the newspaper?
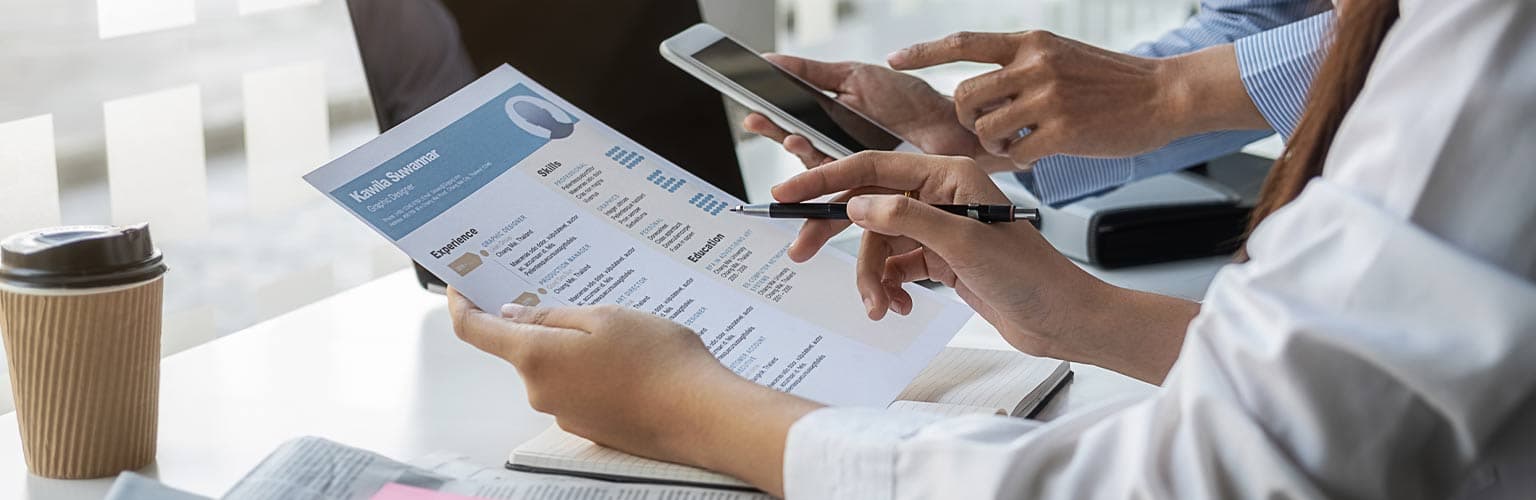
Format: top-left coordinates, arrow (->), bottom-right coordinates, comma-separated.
105,437 -> 769,500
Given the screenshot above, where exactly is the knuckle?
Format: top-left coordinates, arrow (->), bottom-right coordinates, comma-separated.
886,196 -> 917,222
945,31 -> 977,50
1019,30 -> 1055,45
952,92 -> 979,116
862,197 -> 899,226
525,307 -> 551,326
847,149 -> 881,163
846,63 -> 872,81
953,78 -> 976,100
944,156 -> 980,176
974,115 -> 1001,139
589,304 -> 625,330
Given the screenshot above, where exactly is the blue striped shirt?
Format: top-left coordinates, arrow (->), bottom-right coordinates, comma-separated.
1024,1 -> 1335,205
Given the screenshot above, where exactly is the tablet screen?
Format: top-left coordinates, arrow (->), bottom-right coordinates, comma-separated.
691,38 -> 903,153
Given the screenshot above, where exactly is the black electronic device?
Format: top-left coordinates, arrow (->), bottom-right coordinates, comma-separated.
344,0 -> 749,293
1035,153 -> 1272,268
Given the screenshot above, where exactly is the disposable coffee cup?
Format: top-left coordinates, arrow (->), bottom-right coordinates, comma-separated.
0,223 -> 167,479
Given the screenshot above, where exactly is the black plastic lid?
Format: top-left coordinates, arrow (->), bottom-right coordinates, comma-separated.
0,224 -> 167,289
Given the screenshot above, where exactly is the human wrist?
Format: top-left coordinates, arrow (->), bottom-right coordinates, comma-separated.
1155,45 -> 1268,137
659,362 -> 746,464
1153,52 -> 1206,139
676,373 -> 819,494
672,366 -> 817,469
1074,283 -> 1196,384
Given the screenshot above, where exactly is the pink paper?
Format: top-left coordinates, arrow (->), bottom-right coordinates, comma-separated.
370,483 -> 489,500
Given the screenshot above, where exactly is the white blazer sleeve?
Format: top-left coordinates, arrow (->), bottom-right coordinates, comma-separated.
783,1 -> 1536,498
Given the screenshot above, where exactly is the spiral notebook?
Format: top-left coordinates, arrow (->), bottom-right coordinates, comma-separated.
506,347 -> 1072,491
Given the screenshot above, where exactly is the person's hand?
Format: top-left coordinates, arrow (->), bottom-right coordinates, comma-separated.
773,151 -> 1198,383
448,291 -> 729,463
741,54 -> 1012,172
772,151 -> 1095,358
447,290 -> 819,495
742,54 -> 1019,263
888,31 -> 1267,165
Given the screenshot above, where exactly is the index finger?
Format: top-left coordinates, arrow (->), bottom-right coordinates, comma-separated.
889,32 -> 1018,70
771,151 -> 942,202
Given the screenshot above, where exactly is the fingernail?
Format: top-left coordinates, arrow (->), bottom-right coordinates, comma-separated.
847,196 -> 872,221
885,50 -> 905,65
500,303 -> 529,320
863,296 -> 876,315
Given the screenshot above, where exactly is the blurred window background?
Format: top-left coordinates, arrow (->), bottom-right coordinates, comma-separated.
0,0 -> 1196,412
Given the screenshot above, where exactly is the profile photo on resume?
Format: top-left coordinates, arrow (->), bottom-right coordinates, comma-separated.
505,95 -> 576,140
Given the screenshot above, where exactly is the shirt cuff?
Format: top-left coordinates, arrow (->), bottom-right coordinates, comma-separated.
1027,129 -> 1273,206
783,408 -> 943,499
1234,12 -> 1335,138
1027,155 -> 1136,206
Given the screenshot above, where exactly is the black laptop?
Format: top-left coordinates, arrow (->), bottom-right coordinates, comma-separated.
345,0 -> 748,292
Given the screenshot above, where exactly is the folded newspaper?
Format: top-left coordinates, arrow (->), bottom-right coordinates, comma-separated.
103,437 -> 769,500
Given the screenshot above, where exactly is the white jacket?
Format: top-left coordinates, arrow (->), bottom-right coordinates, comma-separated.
783,0 -> 1536,497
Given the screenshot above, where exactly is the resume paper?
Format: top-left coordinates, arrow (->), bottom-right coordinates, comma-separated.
305,66 -> 972,407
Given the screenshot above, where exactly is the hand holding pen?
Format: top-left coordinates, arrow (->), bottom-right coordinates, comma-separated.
766,152 -> 1085,329
730,202 -> 1039,225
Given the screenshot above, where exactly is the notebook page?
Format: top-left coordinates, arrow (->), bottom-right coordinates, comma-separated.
511,427 -> 751,489
887,400 -> 1005,417
894,347 -> 1069,416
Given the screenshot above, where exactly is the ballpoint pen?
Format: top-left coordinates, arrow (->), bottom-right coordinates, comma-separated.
729,202 -> 1040,225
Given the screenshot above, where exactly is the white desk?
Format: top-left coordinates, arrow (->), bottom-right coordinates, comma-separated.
0,256 -> 1220,498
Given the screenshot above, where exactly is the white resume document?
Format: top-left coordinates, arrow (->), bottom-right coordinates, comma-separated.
306,66 -> 972,407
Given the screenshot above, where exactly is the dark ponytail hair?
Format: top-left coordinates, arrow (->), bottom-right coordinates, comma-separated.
1239,0 -> 1400,259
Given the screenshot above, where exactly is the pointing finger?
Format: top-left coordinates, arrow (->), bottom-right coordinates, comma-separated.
889,31 -> 1018,70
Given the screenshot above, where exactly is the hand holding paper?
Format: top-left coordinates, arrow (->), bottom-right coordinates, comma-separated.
305,65 -> 977,496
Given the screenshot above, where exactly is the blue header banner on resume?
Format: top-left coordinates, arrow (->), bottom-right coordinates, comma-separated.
327,83 -> 577,240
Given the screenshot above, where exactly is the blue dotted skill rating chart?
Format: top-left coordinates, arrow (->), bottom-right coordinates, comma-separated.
646,169 -> 686,192
604,145 -> 644,169
688,192 -> 730,216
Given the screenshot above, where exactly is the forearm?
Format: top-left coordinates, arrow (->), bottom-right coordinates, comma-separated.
1075,283 -> 1200,385
673,375 -> 822,496
1158,44 -> 1270,138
